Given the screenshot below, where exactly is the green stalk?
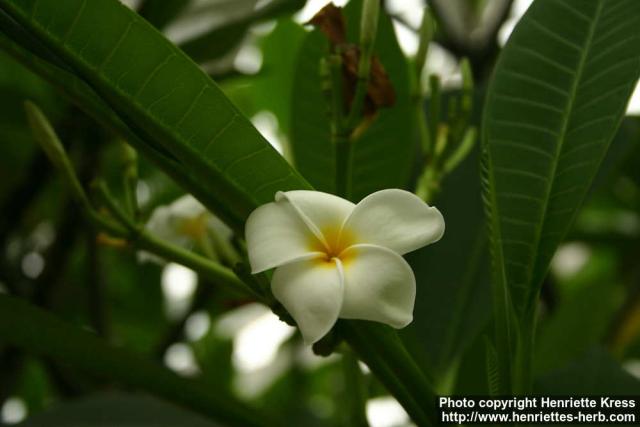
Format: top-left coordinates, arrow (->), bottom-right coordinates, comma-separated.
412,11 -> 434,155
334,0 -> 381,200
442,127 -> 476,174
23,103 -> 255,302
92,181 -> 257,299
414,10 -> 434,82
0,295 -> 273,427
339,321 -> 437,426
24,101 -> 92,213
345,0 -> 380,129
427,75 -> 441,150
335,135 -> 354,199
513,306 -> 536,395
328,53 -> 352,199
415,126 -> 449,203
342,351 -> 369,427
120,142 -> 140,220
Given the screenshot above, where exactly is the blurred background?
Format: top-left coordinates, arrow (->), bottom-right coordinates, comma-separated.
1,0 -> 640,426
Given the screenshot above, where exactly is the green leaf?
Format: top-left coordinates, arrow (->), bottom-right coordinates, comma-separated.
0,0 -> 311,230
289,30 -> 333,192
0,30 -> 240,230
251,19 -> 307,136
289,2 -> 415,200
18,392 -> 223,426
482,0 -> 640,317
0,295 -> 268,427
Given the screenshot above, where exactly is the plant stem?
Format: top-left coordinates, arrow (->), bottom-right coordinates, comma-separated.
327,52 -> 353,199
24,101 -> 93,213
513,306 -> 536,395
342,351 -> 369,427
345,0 -> 379,129
412,9 -> 434,155
333,0 -> 381,200
120,141 -> 140,221
414,10 -> 433,77
339,321 -> 437,426
335,133 -> 353,199
92,181 -> 258,299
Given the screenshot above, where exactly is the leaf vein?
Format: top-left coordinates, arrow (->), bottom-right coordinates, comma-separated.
490,118 -> 559,138
493,92 -> 564,114
500,69 -> 569,97
491,139 -> 554,160
203,114 -> 240,153
510,44 -> 575,76
61,0 -> 87,44
133,52 -> 177,99
556,0 -> 592,23
529,16 -> 583,52
495,167 -> 549,184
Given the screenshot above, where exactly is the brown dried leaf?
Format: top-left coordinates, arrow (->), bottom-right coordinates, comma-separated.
306,3 -> 347,46
308,3 -> 396,119
341,46 -> 396,116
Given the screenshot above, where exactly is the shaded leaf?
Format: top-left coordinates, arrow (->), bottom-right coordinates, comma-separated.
482,0 -> 640,316
18,392 -> 222,427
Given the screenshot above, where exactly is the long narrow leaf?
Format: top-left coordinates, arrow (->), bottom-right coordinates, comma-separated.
0,30 -> 240,227
0,0 -> 311,230
483,0 -> 640,317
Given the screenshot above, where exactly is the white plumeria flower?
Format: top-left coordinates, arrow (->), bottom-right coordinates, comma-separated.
245,189 -> 445,344
140,195 -> 232,263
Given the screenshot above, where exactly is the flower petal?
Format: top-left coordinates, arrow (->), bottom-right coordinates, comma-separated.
339,244 -> 415,328
277,190 -> 355,245
272,258 -> 344,344
245,198 -> 323,273
342,189 -> 445,255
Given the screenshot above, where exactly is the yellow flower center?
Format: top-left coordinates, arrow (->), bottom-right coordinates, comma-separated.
310,226 -> 355,266
179,214 -> 208,239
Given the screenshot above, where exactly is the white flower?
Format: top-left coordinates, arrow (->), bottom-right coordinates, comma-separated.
140,195 -> 232,263
245,189 -> 445,344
